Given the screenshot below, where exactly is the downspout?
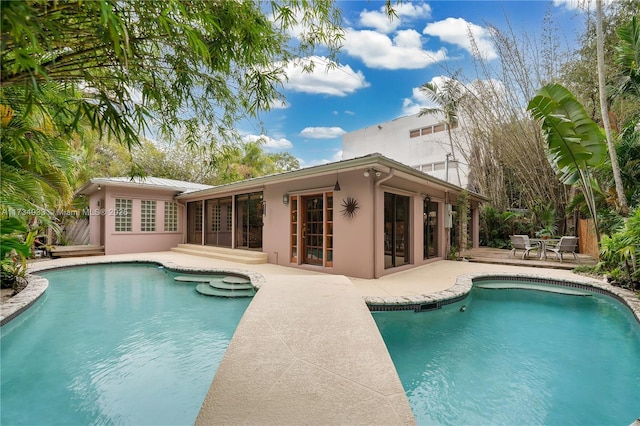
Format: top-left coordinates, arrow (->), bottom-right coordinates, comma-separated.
373,168 -> 395,278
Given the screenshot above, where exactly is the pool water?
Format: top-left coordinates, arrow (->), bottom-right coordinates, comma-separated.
374,284 -> 640,425
1,264 -> 251,425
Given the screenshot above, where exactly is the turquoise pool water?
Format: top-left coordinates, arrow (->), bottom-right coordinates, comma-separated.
374,283 -> 640,425
1,263 -> 251,425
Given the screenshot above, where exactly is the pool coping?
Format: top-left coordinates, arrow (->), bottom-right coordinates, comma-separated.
365,272 -> 640,324
1,259 -> 267,327
4,260 -> 639,328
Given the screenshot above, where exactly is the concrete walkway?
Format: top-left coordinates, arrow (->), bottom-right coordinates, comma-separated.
9,251 -> 639,424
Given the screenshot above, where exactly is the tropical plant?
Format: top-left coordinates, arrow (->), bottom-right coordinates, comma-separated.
527,83 -> 608,241
479,206 -> 530,248
1,0 -> 345,148
418,75 -> 464,185
599,207 -> 640,289
0,217 -> 33,289
531,202 -> 558,238
615,15 -> 640,104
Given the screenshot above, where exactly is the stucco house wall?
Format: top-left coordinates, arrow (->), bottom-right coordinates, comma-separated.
262,170 -> 375,278
77,155 -> 485,279
100,186 -> 183,255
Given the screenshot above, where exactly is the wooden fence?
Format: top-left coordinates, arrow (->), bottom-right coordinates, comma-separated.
577,218 -> 599,259
61,218 -> 90,245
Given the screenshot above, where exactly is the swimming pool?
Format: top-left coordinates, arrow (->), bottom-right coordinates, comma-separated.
1,263 -> 252,425
374,281 -> 640,425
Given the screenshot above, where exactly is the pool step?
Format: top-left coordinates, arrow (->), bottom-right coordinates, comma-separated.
195,283 -> 254,298
174,276 -> 211,283
175,275 -> 255,297
170,244 -> 267,264
475,282 -> 593,296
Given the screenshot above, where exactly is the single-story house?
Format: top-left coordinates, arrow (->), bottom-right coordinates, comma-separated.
76,153 -> 487,279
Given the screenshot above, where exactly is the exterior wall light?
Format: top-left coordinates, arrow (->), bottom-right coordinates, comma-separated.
375,171 -> 382,177
283,194 -> 289,205
363,170 -> 370,177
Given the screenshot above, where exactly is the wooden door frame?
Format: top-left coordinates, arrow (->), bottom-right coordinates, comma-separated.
302,194 -> 324,266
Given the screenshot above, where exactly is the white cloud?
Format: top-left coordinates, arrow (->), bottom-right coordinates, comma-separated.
552,0 -> 582,9
343,29 -> 449,70
300,150 -> 343,168
423,17 -> 497,61
300,127 -> 346,139
243,134 -> 293,151
402,86 -> 436,116
552,0 -> 614,11
401,76 -> 509,116
283,56 -> 369,96
359,2 -> 432,33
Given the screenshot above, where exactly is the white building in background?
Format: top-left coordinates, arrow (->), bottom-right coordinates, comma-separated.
342,113 -> 468,188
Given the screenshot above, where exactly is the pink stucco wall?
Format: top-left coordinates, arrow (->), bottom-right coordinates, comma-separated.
94,186 -> 183,255
262,170 -> 375,279
88,166 -> 481,278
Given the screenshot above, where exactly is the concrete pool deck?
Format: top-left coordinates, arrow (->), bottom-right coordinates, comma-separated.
7,251 -> 640,424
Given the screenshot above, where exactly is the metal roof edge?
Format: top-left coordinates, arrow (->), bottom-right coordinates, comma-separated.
176,153 -> 489,202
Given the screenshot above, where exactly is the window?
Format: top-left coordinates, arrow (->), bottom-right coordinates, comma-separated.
433,123 -> 445,133
226,205 -> 232,231
141,200 -> 156,232
114,198 -> 132,232
211,204 -> 221,232
423,199 -> 438,259
164,202 -> 178,232
409,129 -> 420,138
290,196 -> 298,262
325,193 -> 333,267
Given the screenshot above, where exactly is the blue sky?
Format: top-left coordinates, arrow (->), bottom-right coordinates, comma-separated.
239,0 -> 587,167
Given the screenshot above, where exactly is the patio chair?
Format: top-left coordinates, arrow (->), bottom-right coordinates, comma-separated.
545,236 -> 578,263
509,235 -> 539,260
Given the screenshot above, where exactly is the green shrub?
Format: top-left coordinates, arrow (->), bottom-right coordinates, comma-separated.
599,207 -> 640,290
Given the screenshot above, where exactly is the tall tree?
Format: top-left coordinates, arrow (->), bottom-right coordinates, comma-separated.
1,0 -> 344,148
418,76 -> 463,186
596,0 -> 629,215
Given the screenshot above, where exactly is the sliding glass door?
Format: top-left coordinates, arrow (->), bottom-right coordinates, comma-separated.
384,192 -> 410,269
205,197 -> 232,247
186,201 -> 203,244
235,192 -> 263,249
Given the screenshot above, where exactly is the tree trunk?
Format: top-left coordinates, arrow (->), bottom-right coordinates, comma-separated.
596,0 -> 629,216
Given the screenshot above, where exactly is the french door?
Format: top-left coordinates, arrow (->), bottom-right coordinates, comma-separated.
302,195 -> 324,265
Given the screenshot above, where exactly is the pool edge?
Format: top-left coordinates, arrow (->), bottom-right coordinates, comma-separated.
1,259 -> 266,327
366,272 -> 640,324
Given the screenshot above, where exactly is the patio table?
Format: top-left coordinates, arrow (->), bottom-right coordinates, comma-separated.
530,238 -> 560,261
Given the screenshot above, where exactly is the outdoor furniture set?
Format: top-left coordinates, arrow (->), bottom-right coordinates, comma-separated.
509,235 -> 579,263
